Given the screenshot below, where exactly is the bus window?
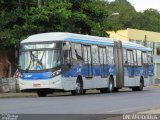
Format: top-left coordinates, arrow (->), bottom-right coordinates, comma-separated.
107,47 -> 114,64
83,45 -> 91,64
133,50 -> 137,66
147,51 -> 153,64
83,45 -> 92,77
142,52 -> 148,65
99,47 -> 107,64
123,49 -> 127,64
137,50 -> 142,66
127,50 -> 134,66
83,46 -> 88,64
92,45 -> 99,65
99,47 -> 103,65
71,43 -> 83,61
103,48 -> 107,65
63,42 -> 71,60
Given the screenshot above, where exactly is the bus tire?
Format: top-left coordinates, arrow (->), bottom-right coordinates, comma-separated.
37,91 -> 47,97
71,79 -> 83,95
137,78 -> 144,91
100,88 -> 107,93
83,90 -> 86,94
132,78 -> 144,91
114,88 -> 119,92
107,77 -> 114,93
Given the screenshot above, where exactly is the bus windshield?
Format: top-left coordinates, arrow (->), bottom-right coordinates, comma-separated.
19,50 -> 61,71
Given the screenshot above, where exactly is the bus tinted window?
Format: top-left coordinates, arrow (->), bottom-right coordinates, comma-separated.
148,51 -> 153,64
99,47 -> 107,65
142,52 -> 147,64
72,43 -> 83,60
99,47 -> 103,64
103,48 -> 107,65
137,50 -> 142,66
107,47 -> 114,64
123,49 -> 127,64
92,45 -> 99,65
83,45 -> 91,64
133,50 -> 137,66
127,50 -> 134,65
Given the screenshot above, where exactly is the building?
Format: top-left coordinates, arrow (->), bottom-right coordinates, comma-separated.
107,28 -> 160,80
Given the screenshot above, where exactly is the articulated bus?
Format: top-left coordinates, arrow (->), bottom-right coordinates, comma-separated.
18,32 -> 154,97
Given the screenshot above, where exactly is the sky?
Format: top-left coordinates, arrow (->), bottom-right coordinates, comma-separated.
108,0 -> 160,12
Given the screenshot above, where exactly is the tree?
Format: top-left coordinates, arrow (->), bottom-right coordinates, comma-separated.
140,9 -> 160,32
68,0 -> 111,36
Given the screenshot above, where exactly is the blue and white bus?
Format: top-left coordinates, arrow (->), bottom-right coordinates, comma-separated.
18,32 -> 154,97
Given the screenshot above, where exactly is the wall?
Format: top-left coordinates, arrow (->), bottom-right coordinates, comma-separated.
107,30 -> 128,41
128,28 -> 160,42
107,28 -> 160,42
0,78 -> 18,93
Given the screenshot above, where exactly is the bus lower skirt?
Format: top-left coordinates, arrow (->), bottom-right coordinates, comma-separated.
21,88 -> 65,93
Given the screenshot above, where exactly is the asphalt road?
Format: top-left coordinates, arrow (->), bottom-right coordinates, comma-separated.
0,87 -> 160,115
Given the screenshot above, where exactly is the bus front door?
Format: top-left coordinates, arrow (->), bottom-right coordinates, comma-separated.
83,45 -> 92,77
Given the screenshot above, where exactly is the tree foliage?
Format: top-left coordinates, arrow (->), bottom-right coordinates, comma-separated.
0,0 -> 160,48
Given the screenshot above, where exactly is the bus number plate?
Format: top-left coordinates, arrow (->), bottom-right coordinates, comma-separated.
33,84 -> 41,87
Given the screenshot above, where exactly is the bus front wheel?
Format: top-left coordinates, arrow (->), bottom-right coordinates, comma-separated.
71,80 -> 83,95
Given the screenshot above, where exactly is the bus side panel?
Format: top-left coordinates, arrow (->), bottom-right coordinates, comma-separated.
143,64 -> 154,86
148,64 -> 154,85
62,64 -> 116,90
134,66 -> 143,86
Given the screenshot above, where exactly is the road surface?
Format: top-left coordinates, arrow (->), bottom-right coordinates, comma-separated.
0,87 -> 160,114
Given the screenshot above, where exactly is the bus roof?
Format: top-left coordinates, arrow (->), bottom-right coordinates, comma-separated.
122,41 -> 152,51
22,32 -> 152,51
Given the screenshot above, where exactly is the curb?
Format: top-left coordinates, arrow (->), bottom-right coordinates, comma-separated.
0,93 -> 37,98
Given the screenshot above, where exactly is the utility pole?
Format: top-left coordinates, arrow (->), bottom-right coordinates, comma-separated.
143,35 -> 147,47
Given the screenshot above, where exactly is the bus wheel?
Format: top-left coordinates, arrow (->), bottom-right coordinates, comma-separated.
37,91 -> 47,97
71,80 -> 83,95
137,78 -> 144,91
100,88 -> 107,93
83,90 -> 86,94
107,77 -> 114,93
132,78 -> 144,91
114,88 -> 119,92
